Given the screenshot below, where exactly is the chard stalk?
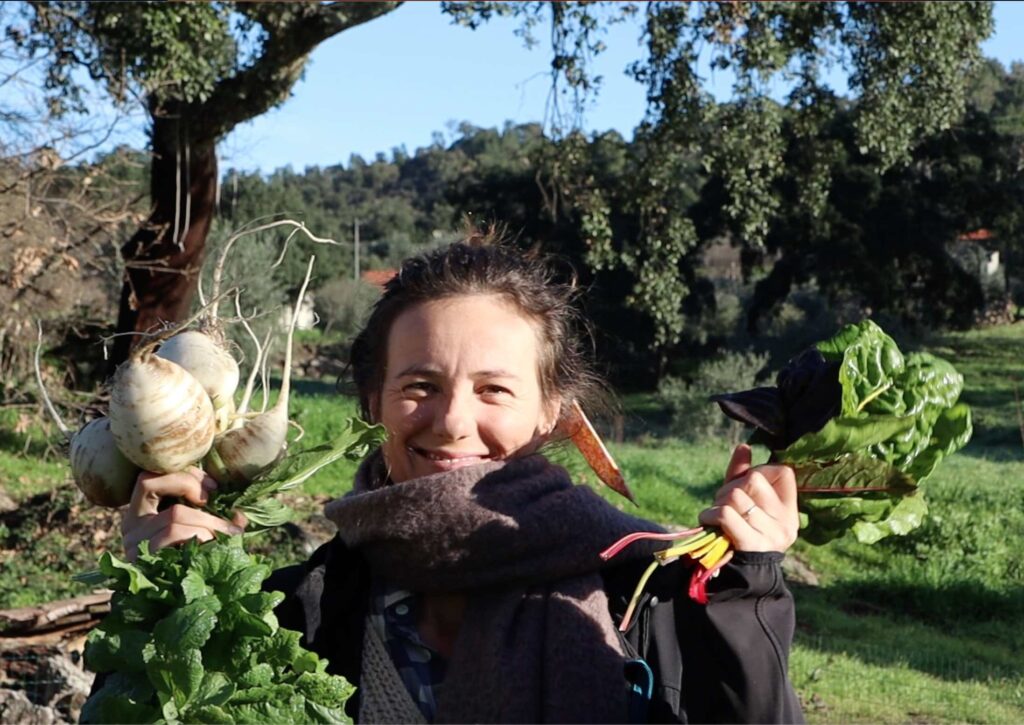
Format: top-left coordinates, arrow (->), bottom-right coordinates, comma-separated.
856,382 -> 893,413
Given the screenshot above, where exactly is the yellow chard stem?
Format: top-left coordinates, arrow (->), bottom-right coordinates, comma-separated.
619,559 -> 660,633
856,382 -> 893,413
698,537 -> 732,570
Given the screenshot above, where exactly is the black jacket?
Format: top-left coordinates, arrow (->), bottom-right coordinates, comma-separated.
265,535 -> 804,724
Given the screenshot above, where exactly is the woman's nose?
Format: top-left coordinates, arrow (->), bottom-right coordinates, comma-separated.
433,391 -> 473,439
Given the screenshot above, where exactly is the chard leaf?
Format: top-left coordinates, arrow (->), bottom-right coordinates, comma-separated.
779,416 -> 914,462
831,320 -> 907,417
850,493 -> 929,544
710,387 -> 785,440
791,454 -> 916,493
900,402 -> 973,482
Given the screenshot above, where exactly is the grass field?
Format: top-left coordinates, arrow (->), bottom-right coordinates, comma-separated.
2,323 -> 1022,722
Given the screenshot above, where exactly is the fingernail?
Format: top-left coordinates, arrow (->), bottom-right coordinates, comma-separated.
201,477 -> 218,491
228,526 -> 244,535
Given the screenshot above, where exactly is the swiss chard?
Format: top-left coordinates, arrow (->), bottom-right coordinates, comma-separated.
604,320 -> 971,614
714,320 -> 972,544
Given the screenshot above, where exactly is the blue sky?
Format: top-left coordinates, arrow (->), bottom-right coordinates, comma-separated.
57,2 -> 1024,173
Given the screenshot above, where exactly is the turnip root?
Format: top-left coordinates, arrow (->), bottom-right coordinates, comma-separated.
70,417 -> 140,507
109,349 -> 217,473
34,325 -> 140,508
205,257 -> 315,488
156,328 -> 240,433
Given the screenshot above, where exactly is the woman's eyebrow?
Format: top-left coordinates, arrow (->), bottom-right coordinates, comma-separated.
394,365 -> 521,380
395,364 -> 442,378
472,370 -> 521,380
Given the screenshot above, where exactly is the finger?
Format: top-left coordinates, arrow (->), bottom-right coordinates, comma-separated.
718,486 -> 759,522
724,444 -> 753,485
699,504 -> 775,552
123,504 -> 243,552
145,524 -> 217,552
127,467 -> 216,519
754,463 -> 798,512
231,510 -> 248,530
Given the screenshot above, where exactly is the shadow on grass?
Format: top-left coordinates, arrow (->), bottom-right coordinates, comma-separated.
957,441 -> 1024,461
791,580 -> 1024,683
0,428 -> 60,459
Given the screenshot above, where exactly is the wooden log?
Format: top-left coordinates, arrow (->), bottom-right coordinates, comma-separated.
0,592 -> 111,637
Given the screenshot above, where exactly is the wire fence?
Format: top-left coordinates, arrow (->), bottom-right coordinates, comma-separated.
0,647 -> 93,724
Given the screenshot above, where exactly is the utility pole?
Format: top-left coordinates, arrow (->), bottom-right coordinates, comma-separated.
353,218 -> 360,282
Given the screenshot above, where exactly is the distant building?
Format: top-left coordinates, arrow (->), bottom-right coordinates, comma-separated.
949,229 -> 1006,300
361,269 -> 397,290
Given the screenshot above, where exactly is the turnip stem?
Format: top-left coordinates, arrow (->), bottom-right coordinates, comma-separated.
34,322 -> 71,440
210,219 -> 338,316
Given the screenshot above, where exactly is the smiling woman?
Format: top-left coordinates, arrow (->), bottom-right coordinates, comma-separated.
120,228 -> 804,724
376,295 -> 560,482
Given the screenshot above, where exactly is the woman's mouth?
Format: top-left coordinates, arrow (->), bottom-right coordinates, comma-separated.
409,446 -> 491,471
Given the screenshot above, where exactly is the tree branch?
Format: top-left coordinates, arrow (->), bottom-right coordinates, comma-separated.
197,1 -> 402,140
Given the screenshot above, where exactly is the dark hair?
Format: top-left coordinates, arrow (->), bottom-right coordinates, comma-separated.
348,229 -> 611,430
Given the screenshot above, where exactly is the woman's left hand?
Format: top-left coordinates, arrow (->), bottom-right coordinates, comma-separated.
698,444 -> 800,553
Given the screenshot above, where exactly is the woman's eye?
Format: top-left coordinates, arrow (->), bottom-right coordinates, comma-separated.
403,382 -> 436,396
480,385 -> 512,397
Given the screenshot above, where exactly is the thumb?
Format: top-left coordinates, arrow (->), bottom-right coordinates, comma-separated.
725,443 -> 752,484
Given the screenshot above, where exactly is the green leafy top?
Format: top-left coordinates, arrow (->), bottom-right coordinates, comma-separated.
80,417 -> 385,724
715,320 -> 972,544
204,417 -> 386,529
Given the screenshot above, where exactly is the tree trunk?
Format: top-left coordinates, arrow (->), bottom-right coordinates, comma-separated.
109,100 -> 217,372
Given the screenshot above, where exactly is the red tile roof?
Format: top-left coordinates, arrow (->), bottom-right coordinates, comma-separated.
361,269 -> 397,289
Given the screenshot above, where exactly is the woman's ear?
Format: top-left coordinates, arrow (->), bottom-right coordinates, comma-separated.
541,396 -> 563,438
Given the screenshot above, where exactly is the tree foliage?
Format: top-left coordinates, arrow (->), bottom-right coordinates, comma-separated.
5,1 -> 402,369
446,1 -> 995,349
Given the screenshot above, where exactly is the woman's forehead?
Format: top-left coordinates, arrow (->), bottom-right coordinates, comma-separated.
385,295 -> 544,375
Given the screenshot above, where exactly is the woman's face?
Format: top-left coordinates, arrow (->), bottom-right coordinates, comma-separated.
374,294 -> 560,484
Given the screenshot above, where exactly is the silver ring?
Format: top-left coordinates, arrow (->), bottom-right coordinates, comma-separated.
742,504 -> 759,519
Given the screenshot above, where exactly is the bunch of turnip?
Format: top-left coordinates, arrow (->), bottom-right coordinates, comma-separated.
37,220 -> 336,510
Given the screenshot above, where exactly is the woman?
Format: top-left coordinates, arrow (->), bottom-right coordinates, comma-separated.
121,233 -> 803,723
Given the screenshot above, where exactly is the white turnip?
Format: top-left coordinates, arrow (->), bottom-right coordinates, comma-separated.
205,257 -> 315,488
156,328 -> 240,433
69,417 -> 140,507
109,349 -> 217,473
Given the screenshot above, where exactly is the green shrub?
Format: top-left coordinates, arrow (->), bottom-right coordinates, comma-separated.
658,350 -> 769,443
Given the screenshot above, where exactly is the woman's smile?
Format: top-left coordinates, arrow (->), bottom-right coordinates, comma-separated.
376,294 -> 559,484
407,446 -> 491,472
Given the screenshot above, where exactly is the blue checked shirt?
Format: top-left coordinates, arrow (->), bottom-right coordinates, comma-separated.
368,581 -> 448,721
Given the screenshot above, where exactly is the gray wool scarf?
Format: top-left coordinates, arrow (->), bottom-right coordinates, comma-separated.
324,451 -> 666,723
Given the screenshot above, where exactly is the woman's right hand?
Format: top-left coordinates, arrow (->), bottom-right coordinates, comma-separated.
122,466 -> 245,561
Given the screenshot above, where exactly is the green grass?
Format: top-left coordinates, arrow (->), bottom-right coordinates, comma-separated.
2,322 -> 1022,722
